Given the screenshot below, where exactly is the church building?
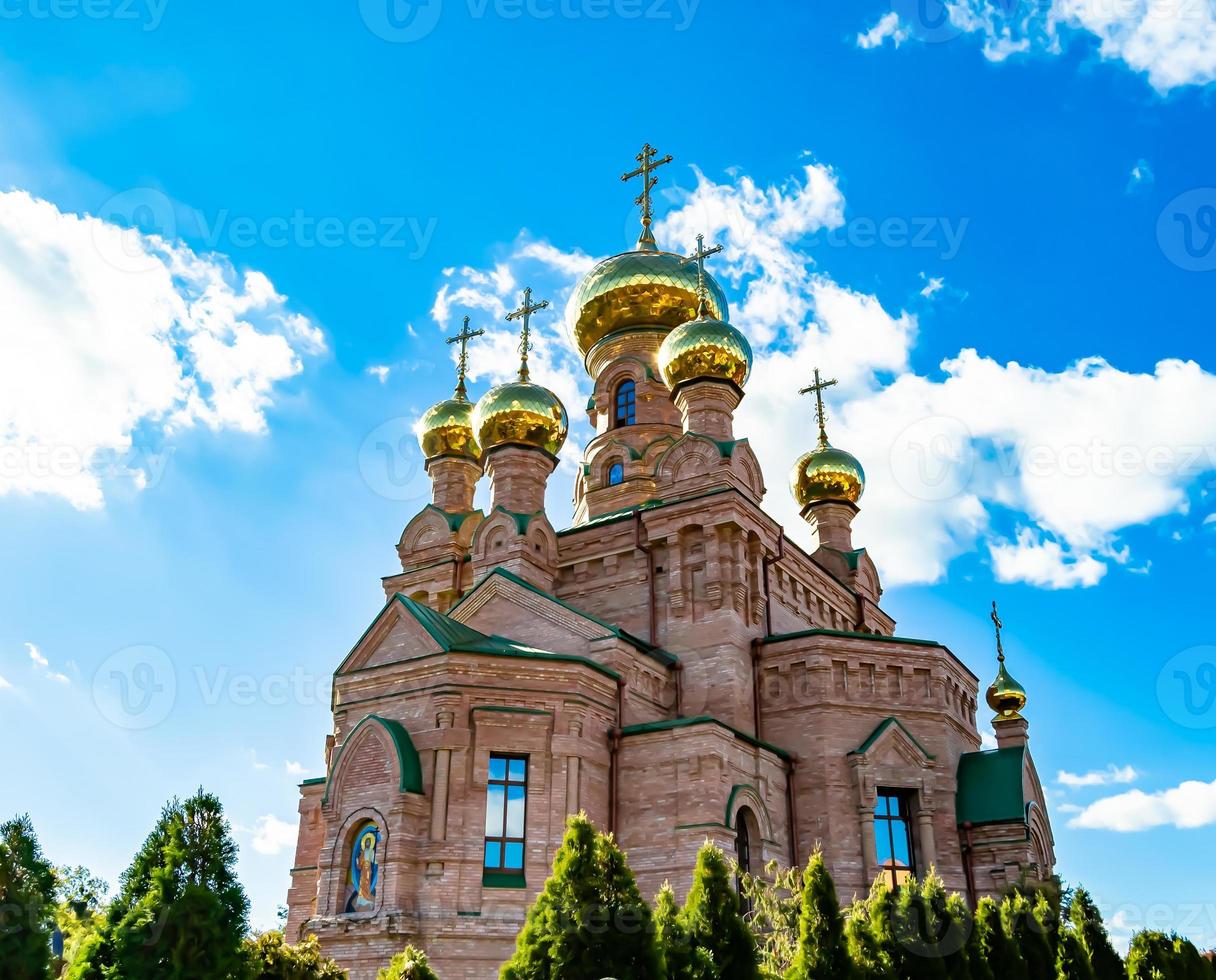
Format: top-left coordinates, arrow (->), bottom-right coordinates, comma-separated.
285,145 -> 1056,980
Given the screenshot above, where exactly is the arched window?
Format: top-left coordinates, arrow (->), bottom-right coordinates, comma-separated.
607,462 -> 625,486
345,821 -> 380,913
735,806 -> 755,913
613,380 -> 636,427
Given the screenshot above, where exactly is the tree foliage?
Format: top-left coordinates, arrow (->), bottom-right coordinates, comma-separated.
0,814 -> 57,980
245,931 -> 347,979
377,945 -> 439,980
737,859 -> 803,978
1067,889 -> 1123,980
787,849 -> 852,980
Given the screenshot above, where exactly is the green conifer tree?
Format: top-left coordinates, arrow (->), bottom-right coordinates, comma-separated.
1056,930 -> 1096,980
1067,888 -> 1122,980
963,897 -> 995,980
844,884 -> 893,980
244,931 -> 347,978
378,945 -> 439,980
0,814 -> 57,980
889,876 -> 948,980
941,890 -> 975,980
655,882 -> 694,980
1127,931 -> 1179,980
500,814 -> 662,980
69,789 -> 250,980
676,842 -> 761,980
786,849 -> 852,980
1002,893 -> 1055,980
977,897 -> 1027,980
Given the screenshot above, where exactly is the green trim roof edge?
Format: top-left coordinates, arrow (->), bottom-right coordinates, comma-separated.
849,716 -> 936,760
620,715 -> 792,761
323,713 -> 424,803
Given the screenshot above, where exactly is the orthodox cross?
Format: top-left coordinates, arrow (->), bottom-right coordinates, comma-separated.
688,233 -> 723,315
445,315 -> 484,400
506,287 -> 549,382
798,368 -> 838,445
991,600 -> 1006,663
622,142 -> 673,249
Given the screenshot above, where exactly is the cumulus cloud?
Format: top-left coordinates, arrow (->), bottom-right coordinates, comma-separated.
367,364 -> 392,384
920,275 -> 946,299
26,642 -> 69,684
0,190 -> 324,510
1058,764 -> 1140,788
861,1 -> 1216,93
248,814 -> 297,855
285,760 -> 307,776
1068,777 -> 1216,831
425,160 -> 1216,588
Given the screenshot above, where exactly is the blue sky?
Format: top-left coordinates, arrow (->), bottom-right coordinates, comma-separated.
2,0 -> 1215,948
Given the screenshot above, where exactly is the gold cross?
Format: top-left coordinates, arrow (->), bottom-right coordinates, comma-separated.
687,233 -> 723,315
445,315 -> 485,400
991,600 -> 1005,663
622,142 -> 673,250
506,287 -> 549,382
798,368 -> 839,445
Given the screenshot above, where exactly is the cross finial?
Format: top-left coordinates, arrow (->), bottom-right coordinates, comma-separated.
445,315 -> 485,400
687,233 -> 723,317
622,142 -> 674,250
506,287 -> 549,382
798,368 -> 839,445
991,600 -> 1005,664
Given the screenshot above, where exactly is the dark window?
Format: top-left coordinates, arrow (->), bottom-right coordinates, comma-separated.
874,789 -> 916,888
484,755 -> 527,874
613,380 -> 636,427
735,806 -> 755,913
607,462 -> 625,486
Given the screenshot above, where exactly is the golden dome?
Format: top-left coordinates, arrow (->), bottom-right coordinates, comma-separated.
790,439 -> 866,506
658,313 -> 752,388
565,249 -> 729,361
986,662 -> 1028,719
472,380 -> 568,457
416,396 -> 479,461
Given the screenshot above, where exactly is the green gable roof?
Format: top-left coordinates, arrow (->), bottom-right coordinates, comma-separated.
323,713 -> 423,802
956,745 -> 1027,827
849,716 -> 935,760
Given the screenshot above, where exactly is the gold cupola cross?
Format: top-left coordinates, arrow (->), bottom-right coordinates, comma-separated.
687,233 -> 723,316
991,600 -> 1005,663
799,368 -> 839,445
445,315 -> 485,400
622,142 -> 674,250
506,287 -> 550,382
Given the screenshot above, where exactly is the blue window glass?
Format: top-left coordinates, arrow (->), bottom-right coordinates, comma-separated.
484,754 -> 528,876
874,789 -> 916,888
608,462 -> 624,486
614,380 -> 636,427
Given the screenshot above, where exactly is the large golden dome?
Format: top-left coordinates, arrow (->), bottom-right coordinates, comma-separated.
416,396 -> 480,461
566,249 -> 729,361
986,661 -> 1028,719
790,439 -> 866,506
658,313 -> 752,389
472,381 -> 568,457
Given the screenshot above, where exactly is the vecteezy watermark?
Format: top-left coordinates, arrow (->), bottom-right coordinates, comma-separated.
0,0 -> 168,30
1157,646 -> 1216,730
358,416 -> 428,503
92,645 -> 177,730
359,0 -> 700,43
193,665 -> 331,707
0,444 -> 174,491
92,186 -> 438,273
1157,188 -> 1216,273
889,415 -> 977,503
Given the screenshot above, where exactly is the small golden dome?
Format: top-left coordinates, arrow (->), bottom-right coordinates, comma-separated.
658,313 -> 752,389
416,396 -> 480,461
472,380 -> 568,457
986,661 -> 1028,719
790,439 -> 866,506
565,249 -> 729,361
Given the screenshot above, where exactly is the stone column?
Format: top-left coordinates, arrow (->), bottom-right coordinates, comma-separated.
803,499 -> 860,552
672,380 -> 742,441
427,456 -> 481,512
916,810 -> 937,871
859,806 -> 878,883
429,708 -> 456,841
993,714 -> 1030,749
484,445 -> 557,514
565,721 -> 583,815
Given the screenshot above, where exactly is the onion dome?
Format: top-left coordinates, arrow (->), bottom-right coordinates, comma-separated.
986,661 -> 1028,719
473,287 -> 569,457
565,249 -> 730,362
790,439 -> 866,506
472,380 -> 568,457
658,310 -> 752,388
416,397 -> 479,461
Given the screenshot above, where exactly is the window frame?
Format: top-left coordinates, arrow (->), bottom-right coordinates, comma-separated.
483,753 -> 529,879
873,788 -> 917,889
607,461 -> 625,486
613,379 -> 637,428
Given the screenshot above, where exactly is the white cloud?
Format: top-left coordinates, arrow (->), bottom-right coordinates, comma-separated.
1068,777 -> 1216,831
0,673 -> 12,691
26,642 -> 70,684
991,529 -> 1108,589
920,275 -> 945,299
285,760 -> 307,776
247,750 -> 270,771
248,814 -> 297,855
1127,159 -> 1155,192
26,642 -> 48,668
863,2 -> 1216,93
1058,764 -> 1140,788
857,11 -> 910,49
367,364 -> 392,384
980,728 -> 998,750
0,190 -> 324,510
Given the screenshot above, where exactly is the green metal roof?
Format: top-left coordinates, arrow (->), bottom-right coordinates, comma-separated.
323,713 -> 423,802
956,745 -> 1027,827
620,715 -> 792,761
849,716 -> 935,760
451,567 -> 678,667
